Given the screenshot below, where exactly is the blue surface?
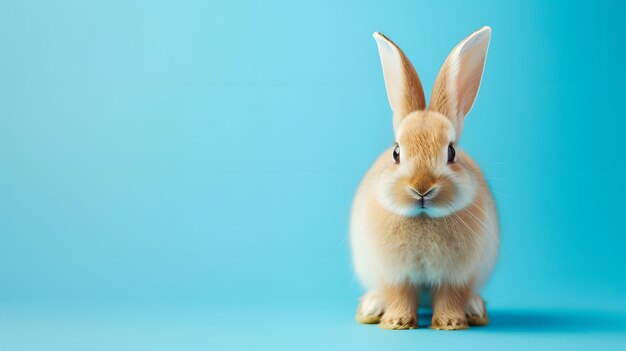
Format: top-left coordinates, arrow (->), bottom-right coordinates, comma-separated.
1,0 -> 626,349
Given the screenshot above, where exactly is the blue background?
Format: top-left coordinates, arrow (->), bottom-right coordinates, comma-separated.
2,0 -> 626,349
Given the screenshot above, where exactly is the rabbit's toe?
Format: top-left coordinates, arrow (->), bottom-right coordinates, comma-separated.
430,316 -> 468,330
379,313 -> 417,330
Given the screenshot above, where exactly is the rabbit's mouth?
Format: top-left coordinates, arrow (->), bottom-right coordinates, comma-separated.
405,189 -> 464,218
415,197 -> 432,209
407,186 -> 438,209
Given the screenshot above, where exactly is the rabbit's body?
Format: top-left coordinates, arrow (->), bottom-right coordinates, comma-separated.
351,144 -> 498,293
350,28 -> 498,330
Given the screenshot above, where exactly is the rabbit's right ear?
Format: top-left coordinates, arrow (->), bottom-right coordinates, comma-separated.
373,32 -> 426,132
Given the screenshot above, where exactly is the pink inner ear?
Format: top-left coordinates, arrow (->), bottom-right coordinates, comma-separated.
456,42 -> 487,117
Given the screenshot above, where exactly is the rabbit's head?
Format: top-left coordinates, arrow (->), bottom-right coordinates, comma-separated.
373,27 -> 491,218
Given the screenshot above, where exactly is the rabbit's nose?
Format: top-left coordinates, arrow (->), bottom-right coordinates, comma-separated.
410,187 -> 436,198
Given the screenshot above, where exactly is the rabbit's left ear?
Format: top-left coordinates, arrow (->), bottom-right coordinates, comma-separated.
373,32 -> 426,132
429,26 -> 491,138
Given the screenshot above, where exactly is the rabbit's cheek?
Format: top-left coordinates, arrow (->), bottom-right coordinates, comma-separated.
431,176 -> 458,208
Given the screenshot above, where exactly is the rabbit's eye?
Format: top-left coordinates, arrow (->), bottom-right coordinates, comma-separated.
393,145 -> 400,163
448,144 -> 456,163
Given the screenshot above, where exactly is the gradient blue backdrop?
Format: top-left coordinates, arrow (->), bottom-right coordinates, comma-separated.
2,0 -> 626,350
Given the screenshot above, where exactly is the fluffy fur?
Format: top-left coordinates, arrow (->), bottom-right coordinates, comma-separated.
351,27 -> 498,330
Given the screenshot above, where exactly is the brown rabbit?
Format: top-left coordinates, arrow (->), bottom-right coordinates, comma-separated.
350,27 -> 499,330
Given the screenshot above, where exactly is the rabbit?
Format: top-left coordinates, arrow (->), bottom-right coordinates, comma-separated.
350,26 -> 499,330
